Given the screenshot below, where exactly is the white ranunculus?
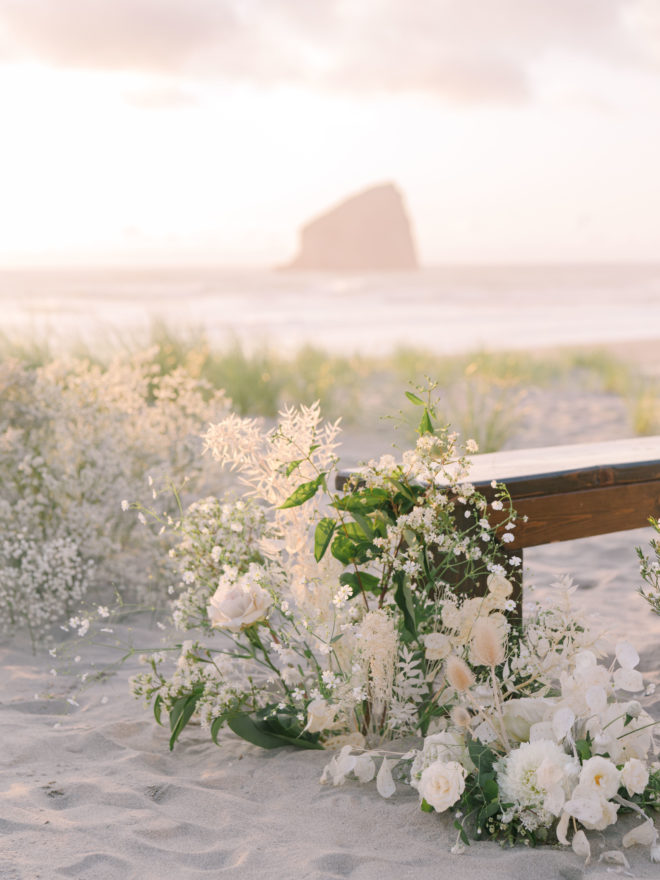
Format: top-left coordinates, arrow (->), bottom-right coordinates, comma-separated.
207,572 -> 272,632
304,698 -> 338,734
419,760 -> 466,812
578,756 -> 620,800
621,758 -> 649,797
423,632 -> 451,661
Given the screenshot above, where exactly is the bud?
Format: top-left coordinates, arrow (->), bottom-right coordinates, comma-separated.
469,617 -> 506,668
446,654 -> 475,692
450,706 -> 472,728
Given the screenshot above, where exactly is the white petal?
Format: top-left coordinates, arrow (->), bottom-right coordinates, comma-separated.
556,810 -> 570,846
529,721 -> 555,742
616,641 -> 640,670
376,757 -> 396,798
613,667 -> 645,693
332,746 -> 356,784
622,819 -> 658,848
354,754 -> 376,783
585,685 -> 607,715
599,850 -> 629,868
552,707 -> 575,741
571,830 -> 591,864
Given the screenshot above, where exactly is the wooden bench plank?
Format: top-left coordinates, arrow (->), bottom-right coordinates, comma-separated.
467,436 -> 660,498
337,435 -> 660,549
501,480 -> 660,548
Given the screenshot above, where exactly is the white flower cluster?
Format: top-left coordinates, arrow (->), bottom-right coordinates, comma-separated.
0,353 -> 229,644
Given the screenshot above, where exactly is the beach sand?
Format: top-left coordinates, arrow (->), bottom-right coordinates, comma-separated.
2,375 -> 660,880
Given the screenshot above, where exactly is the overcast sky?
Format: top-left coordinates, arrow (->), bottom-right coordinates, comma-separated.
1,0 -> 660,266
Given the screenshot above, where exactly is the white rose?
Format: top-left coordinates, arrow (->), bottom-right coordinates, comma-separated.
304,698 -> 338,734
621,758 -> 649,797
419,760 -> 466,812
423,632 -> 451,661
207,577 -> 272,632
578,756 -> 620,800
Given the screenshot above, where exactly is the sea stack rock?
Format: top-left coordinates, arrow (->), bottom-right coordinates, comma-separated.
286,182 -> 418,271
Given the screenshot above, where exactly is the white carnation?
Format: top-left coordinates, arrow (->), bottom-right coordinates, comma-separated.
496,740 -> 579,823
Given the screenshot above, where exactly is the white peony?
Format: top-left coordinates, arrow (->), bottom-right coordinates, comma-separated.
621,758 -> 649,797
207,567 -> 272,631
418,760 -> 466,812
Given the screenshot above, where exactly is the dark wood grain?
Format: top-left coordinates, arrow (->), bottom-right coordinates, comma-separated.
499,480 -> 660,548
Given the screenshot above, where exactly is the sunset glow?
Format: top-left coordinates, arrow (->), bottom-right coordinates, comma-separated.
1,1 -> 660,266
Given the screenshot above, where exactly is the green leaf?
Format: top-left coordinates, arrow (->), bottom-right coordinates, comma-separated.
314,517 -> 336,562
624,713 -> 634,727
333,488 -> 389,513
153,694 -> 163,726
279,473 -> 325,509
227,713 -> 291,749
467,740 -> 496,776
482,778 -> 499,801
405,391 -> 425,405
575,738 -> 592,761
454,819 -> 470,846
393,573 -> 416,636
226,713 -> 324,750
331,533 -> 357,565
340,571 -> 381,596
351,511 -> 374,539
210,714 -> 229,745
420,798 -> 434,812
285,459 -> 303,476
168,690 -> 201,751
418,409 -> 433,435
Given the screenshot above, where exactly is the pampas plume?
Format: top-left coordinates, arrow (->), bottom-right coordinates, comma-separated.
470,616 -> 505,667
445,654 -> 475,692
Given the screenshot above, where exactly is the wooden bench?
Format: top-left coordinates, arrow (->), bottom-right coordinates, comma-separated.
337,436 -> 660,609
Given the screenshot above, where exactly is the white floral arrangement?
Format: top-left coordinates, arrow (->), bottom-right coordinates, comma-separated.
0,351 -> 228,645
128,391 -> 660,860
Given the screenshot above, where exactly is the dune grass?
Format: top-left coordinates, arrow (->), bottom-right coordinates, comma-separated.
1,322 -> 657,452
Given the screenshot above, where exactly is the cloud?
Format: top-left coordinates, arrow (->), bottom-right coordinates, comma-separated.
0,0 -> 656,104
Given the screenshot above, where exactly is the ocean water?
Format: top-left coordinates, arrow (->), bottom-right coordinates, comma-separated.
1,263 -> 660,354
